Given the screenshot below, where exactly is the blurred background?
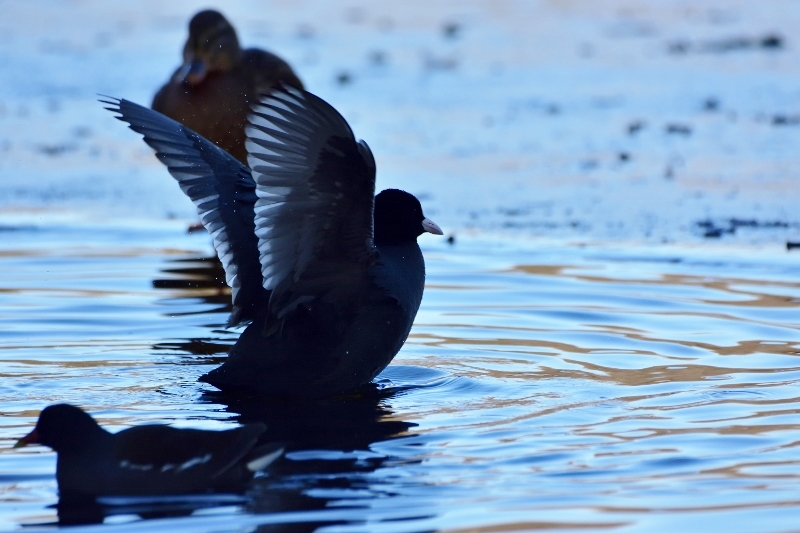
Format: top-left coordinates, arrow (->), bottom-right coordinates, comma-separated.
2,0 -> 799,243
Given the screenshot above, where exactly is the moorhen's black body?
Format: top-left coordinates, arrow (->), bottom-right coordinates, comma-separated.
14,404 -> 282,498
152,9 -> 304,164
105,86 -> 442,398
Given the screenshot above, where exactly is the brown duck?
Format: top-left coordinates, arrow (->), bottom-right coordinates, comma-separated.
152,9 -> 304,164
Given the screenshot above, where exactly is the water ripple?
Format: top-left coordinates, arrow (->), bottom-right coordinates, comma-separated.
2,227 -> 800,530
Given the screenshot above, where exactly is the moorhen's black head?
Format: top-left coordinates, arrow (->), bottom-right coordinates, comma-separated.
15,404 -> 107,455
180,10 -> 241,85
374,189 -> 443,245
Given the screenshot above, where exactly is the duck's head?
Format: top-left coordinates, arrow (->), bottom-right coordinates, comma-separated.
374,189 -> 443,245
14,404 -> 106,454
178,10 -> 241,86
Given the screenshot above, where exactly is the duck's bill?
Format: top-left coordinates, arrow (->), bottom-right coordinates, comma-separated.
178,58 -> 207,85
422,218 -> 444,235
14,429 -> 38,449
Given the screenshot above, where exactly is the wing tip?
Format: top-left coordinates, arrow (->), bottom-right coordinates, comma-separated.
98,95 -> 122,115
97,93 -> 119,103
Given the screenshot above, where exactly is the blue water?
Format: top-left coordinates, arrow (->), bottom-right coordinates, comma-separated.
2,221 -> 799,532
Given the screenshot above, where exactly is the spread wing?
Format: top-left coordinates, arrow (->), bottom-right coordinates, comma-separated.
245,86 -> 378,316
103,98 -> 266,325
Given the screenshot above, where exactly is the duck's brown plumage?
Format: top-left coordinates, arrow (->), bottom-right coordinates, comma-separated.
152,10 -> 303,164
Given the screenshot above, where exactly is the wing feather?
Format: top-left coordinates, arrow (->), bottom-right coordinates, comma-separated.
245,87 -> 377,310
103,98 -> 266,325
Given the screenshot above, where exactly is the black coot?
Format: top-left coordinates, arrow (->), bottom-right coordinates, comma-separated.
105,86 -> 442,397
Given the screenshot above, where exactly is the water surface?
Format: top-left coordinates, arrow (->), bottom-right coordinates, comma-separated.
1,220 -> 799,532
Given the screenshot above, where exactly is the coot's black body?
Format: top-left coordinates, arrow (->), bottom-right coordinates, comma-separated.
106,86 -> 441,398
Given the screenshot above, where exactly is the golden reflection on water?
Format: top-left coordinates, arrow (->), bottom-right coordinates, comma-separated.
512,265 -> 800,308
3,231 -> 800,530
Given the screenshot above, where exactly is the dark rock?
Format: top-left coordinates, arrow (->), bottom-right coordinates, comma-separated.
761,34 -> 783,49
443,22 -> 460,39
666,124 -> 692,135
697,218 -> 793,239
627,120 -> 645,135
669,34 -> 784,55
703,98 -> 719,112
668,41 -> 690,54
336,71 -> 353,85
772,115 -> 800,126
37,143 -> 77,156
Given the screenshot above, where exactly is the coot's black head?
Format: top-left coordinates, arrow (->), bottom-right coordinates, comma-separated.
374,189 -> 443,245
15,404 -> 106,454
180,10 -> 241,85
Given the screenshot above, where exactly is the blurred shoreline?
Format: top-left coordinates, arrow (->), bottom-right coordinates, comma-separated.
1,0 -> 799,245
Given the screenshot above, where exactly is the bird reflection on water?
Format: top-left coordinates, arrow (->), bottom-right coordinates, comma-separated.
208,385 -> 420,531
53,257 -> 417,527
152,255 -> 233,359
55,387 -> 416,527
